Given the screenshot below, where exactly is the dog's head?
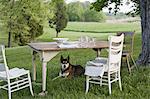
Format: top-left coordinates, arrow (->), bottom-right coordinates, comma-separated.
60,55 -> 70,70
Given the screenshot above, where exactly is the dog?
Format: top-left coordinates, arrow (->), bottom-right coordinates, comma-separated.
59,55 -> 85,79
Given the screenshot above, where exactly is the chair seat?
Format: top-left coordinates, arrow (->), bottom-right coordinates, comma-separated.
85,57 -> 120,77
0,68 -> 29,79
85,57 -> 107,77
0,64 -> 5,71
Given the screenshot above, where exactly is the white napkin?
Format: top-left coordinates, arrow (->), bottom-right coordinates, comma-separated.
85,66 -> 105,77
84,57 -> 108,77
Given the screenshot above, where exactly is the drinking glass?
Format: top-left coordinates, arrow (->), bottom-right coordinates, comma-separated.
92,37 -> 96,46
78,36 -> 89,47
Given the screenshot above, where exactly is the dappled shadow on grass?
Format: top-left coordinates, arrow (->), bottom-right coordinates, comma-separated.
45,66 -> 150,99
1,65 -> 149,99
44,49 -> 149,98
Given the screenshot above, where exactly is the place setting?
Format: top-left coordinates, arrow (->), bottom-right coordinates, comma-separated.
53,36 -> 96,49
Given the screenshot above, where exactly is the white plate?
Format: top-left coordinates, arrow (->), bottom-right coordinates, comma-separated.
63,41 -> 78,45
53,38 -> 69,43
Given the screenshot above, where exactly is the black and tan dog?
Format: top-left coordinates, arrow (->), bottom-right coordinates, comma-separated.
59,55 -> 85,79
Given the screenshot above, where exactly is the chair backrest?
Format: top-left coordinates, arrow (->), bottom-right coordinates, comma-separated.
117,31 -> 135,54
0,45 -> 9,73
108,34 -> 124,71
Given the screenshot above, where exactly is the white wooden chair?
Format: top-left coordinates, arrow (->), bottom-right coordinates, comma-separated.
0,45 -> 34,99
117,31 -> 137,74
85,34 -> 124,94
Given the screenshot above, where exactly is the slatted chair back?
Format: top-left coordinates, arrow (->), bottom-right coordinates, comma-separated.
0,45 -> 9,72
117,31 -> 135,54
108,34 -> 124,72
0,45 -> 10,81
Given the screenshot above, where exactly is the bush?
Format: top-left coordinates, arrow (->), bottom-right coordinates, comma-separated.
84,9 -> 106,22
67,1 -> 106,22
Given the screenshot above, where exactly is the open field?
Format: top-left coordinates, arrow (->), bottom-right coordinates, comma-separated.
38,22 -> 141,41
65,22 -> 141,33
0,22 -> 150,99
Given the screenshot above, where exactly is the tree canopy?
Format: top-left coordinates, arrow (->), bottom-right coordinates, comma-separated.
91,0 -> 140,16
67,1 -> 84,21
49,0 -> 68,37
67,1 -> 106,22
92,0 -> 150,65
0,0 -> 45,46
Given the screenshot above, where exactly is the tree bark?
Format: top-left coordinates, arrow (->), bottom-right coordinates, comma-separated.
137,0 -> 150,65
7,0 -> 15,47
7,31 -> 11,47
56,31 -> 59,37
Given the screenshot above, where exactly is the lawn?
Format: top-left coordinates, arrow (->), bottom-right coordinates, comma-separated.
0,22 -> 150,99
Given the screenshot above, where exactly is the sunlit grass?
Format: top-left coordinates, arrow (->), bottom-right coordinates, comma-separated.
65,22 -> 141,33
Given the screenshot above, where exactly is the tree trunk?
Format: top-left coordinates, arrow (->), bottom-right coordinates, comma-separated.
7,31 -> 11,47
8,16 -> 12,48
137,0 -> 150,65
7,0 -> 15,48
56,31 -> 59,37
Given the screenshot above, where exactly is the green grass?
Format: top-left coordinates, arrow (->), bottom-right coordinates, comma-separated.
38,22 -> 141,42
65,22 -> 141,33
0,22 -> 150,99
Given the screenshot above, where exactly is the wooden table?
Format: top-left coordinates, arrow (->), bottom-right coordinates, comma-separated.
28,41 -> 108,95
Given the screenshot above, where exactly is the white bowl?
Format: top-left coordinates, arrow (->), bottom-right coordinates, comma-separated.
53,38 -> 69,43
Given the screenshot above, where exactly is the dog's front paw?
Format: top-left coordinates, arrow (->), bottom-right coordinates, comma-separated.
59,72 -> 62,76
62,72 -> 70,78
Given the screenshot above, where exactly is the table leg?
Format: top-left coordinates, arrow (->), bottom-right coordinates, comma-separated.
97,48 -> 102,57
39,51 -> 59,96
32,51 -> 37,81
39,61 -> 48,96
42,61 -> 47,92
38,51 -> 59,96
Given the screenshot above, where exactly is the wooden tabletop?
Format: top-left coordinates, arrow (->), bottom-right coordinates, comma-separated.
28,41 -> 109,51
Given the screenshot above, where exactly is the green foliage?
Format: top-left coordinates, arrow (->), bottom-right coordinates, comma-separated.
84,9 -> 106,22
0,0 -> 45,46
91,0 -> 139,15
12,15 -> 43,46
67,2 -> 84,21
49,0 -> 68,37
67,1 -> 106,22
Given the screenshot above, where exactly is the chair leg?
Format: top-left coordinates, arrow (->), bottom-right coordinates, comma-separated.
85,76 -> 89,94
8,82 -> 11,99
8,89 -> 11,99
118,72 -> 122,91
108,74 -> 111,94
126,56 -> 131,74
28,73 -> 34,96
130,55 -> 137,69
